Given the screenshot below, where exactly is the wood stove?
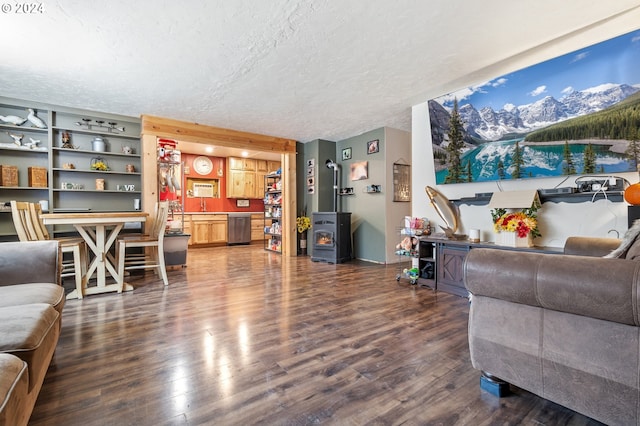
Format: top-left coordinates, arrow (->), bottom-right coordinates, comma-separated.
311,212 -> 351,263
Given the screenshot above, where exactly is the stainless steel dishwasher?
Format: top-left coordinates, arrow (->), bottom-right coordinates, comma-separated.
227,213 -> 252,245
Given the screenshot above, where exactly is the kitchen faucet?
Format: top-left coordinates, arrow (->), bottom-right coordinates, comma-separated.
200,197 -> 206,212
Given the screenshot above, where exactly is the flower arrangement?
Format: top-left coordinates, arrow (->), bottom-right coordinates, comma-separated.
491,204 -> 541,238
296,216 -> 311,234
90,158 -> 110,171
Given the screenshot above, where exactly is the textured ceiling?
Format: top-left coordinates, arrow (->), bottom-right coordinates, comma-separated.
1,1 -> 640,143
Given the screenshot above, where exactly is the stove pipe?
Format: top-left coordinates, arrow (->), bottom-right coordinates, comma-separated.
325,159 -> 339,213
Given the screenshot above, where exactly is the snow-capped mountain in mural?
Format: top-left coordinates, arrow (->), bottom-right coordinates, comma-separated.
450,83 -> 640,141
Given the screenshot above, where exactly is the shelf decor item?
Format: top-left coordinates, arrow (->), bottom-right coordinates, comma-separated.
90,157 -> 109,171
28,167 -> 47,187
0,165 -> 18,187
95,178 -> 105,191
26,108 -> 47,129
91,137 -> 106,152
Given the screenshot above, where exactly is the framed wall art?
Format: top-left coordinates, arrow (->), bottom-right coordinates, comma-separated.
393,163 -> 411,202
350,161 -> 368,181
342,147 -> 352,161
367,139 -> 379,154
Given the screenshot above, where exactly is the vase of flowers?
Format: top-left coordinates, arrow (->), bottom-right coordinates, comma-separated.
296,215 -> 312,255
491,204 -> 540,247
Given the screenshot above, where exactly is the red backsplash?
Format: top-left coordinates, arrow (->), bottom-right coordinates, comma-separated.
182,153 -> 264,213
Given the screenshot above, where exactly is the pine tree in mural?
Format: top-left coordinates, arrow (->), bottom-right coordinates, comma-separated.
465,160 -> 473,182
511,141 -> 524,179
444,98 -> 465,184
583,143 -> 596,174
625,127 -> 640,171
497,159 -> 505,180
562,140 -> 576,175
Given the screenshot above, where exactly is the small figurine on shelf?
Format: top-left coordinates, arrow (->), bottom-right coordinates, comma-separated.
7,132 -> 23,146
61,132 -> 76,149
0,114 -> 26,126
26,108 -> 47,129
22,137 -> 41,149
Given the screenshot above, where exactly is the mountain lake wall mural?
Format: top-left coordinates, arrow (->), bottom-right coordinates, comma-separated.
429,28 -> 640,185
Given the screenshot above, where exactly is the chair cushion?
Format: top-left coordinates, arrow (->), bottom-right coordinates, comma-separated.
0,353 -> 28,426
0,284 -> 65,316
0,304 -> 59,391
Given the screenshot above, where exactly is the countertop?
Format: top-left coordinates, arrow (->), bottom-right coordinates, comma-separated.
184,211 -> 263,215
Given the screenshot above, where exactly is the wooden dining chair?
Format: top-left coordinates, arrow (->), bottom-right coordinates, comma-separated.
25,202 -> 88,298
10,201 -> 39,242
116,201 -> 169,291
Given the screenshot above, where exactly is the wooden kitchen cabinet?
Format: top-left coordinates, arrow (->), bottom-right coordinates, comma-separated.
228,157 -> 256,171
251,213 -> 265,241
190,214 -> 227,245
256,160 -> 268,172
227,169 -> 256,198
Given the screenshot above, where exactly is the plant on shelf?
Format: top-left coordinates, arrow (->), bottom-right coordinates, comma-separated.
490,203 -> 541,238
90,157 -> 110,171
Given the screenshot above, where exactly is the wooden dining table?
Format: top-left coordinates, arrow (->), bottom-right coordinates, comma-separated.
40,211 -> 148,299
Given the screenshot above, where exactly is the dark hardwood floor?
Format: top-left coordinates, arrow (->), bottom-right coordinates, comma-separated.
30,245 -> 602,425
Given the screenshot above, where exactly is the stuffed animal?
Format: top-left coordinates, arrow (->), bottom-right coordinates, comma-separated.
396,236 -> 413,251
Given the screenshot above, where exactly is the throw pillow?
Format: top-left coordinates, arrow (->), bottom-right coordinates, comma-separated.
604,219 -> 640,259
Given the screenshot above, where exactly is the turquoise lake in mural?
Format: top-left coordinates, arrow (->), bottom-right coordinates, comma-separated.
435,139 -> 632,184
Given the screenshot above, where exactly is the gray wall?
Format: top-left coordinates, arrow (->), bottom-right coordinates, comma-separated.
337,128 -> 387,263
298,129 -> 410,263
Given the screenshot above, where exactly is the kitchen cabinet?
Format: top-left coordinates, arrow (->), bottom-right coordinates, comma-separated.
228,157 -> 256,171
190,214 -> 227,245
251,213 -> 265,241
226,157 -> 280,199
227,169 -> 255,199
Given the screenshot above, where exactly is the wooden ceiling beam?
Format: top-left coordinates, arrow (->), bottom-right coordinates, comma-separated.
141,114 -> 297,153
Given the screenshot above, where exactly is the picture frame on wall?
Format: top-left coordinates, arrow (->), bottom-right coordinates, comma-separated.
350,161 -> 368,181
367,139 -> 379,154
342,147 -> 352,161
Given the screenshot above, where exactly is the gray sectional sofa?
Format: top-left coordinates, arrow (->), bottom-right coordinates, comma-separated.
0,240 -> 65,426
463,236 -> 638,426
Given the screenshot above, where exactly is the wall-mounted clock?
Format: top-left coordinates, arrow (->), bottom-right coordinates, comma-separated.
193,156 -> 213,175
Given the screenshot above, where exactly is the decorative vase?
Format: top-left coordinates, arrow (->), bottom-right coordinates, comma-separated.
300,231 -> 308,255
495,231 -> 532,247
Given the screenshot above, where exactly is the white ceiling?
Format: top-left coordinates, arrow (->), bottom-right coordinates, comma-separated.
2,1 -> 640,149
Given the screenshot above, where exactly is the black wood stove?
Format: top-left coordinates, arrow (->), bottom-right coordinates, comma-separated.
310,212 -> 352,264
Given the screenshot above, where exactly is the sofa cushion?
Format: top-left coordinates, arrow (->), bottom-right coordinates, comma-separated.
0,283 -> 65,316
0,354 -> 28,426
0,241 -> 60,286
0,304 -> 59,392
